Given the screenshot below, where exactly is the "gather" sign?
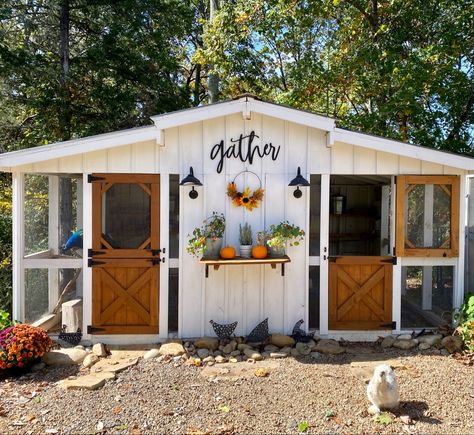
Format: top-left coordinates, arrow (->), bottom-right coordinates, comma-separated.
210,131 -> 281,174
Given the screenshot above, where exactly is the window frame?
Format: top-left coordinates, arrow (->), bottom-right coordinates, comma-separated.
395,175 -> 460,258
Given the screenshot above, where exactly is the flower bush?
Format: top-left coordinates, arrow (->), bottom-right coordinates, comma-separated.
0,324 -> 52,370
186,212 -> 226,257
267,221 -> 305,251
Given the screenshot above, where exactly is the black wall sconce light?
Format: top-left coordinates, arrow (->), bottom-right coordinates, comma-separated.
288,167 -> 310,198
180,167 -> 202,199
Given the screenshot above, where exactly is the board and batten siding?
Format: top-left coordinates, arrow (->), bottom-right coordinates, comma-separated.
12,113 -> 466,338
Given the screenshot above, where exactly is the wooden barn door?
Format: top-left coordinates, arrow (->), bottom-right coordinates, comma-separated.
329,257 -> 393,330
89,174 -> 160,334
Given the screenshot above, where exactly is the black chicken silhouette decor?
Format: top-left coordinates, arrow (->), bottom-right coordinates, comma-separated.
246,318 -> 269,343
291,319 -> 315,342
209,320 -> 238,339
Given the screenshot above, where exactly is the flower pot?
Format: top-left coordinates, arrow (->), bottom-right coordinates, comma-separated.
240,245 -> 252,258
268,245 -> 285,257
205,237 -> 223,258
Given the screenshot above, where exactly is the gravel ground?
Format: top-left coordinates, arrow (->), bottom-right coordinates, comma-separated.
0,345 -> 473,434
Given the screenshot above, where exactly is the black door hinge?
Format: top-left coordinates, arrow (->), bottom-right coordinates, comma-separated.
87,174 -> 106,183
380,321 -> 396,329
87,325 -> 106,334
151,249 -> 161,256
88,259 -> 105,267
88,248 -> 105,257
382,257 -> 397,265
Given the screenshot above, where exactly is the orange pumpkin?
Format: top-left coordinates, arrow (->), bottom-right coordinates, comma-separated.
220,246 -> 236,259
252,245 -> 267,259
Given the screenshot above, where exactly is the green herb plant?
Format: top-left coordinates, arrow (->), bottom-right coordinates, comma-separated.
239,223 -> 253,245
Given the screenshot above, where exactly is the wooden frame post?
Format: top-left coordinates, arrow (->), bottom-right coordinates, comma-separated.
82,175 -> 92,340
48,176 -> 60,312
12,172 -> 25,321
159,174 -> 170,339
319,174 -> 330,334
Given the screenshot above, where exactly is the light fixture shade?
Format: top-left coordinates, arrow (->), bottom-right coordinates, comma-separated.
180,167 -> 202,186
288,167 -> 310,187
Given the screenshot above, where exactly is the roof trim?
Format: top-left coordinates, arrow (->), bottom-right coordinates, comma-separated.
151,96 -> 336,132
0,96 -> 473,171
0,125 -> 158,170
333,128 -> 474,171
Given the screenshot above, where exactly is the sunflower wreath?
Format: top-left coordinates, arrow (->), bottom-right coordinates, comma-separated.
227,170 -> 264,211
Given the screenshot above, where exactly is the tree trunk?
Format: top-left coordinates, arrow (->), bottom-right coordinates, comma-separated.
208,0 -> 219,103
59,0 -> 71,141
194,63 -> 201,106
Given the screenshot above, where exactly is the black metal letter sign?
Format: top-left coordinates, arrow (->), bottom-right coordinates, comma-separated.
210,131 -> 281,173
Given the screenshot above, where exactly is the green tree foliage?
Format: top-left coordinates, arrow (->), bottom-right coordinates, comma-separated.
198,0 -> 473,152
0,174 -> 12,314
0,0 -> 194,151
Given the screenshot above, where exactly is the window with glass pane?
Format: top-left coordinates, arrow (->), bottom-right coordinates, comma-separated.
396,176 -> 459,257
168,268 -> 179,333
401,266 -> 453,328
103,183 -> 151,249
309,266 -> 320,329
309,175 -> 321,256
169,175 -> 180,258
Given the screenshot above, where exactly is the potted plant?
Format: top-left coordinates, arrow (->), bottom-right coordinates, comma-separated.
239,223 -> 253,258
186,212 -> 226,258
267,221 -> 305,256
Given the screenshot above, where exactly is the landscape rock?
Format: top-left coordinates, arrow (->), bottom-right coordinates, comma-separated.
269,334 -> 295,348
230,350 -> 241,357
203,356 -> 215,364
290,348 -> 300,357
229,357 -> 239,363
31,362 -> 46,372
418,334 -> 442,346
295,342 -> 312,356
264,344 -> 280,353
280,347 -> 292,354
237,343 -> 253,351
213,350 -> 223,357
270,352 -> 287,359
215,355 -> 227,363
43,349 -> 88,366
59,371 -> 115,391
83,354 -> 99,368
419,342 -> 431,350
159,342 -> 185,356
194,337 -> 219,351
393,339 -> 417,350
397,334 -> 413,341
310,352 -> 323,360
306,339 -> 317,349
314,339 -> 346,355
222,343 -> 234,354
143,349 -> 160,360
197,348 -> 210,359
381,336 -> 396,348
441,336 -> 463,354
97,358 -> 139,374
243,348 -> 263,361
92,343 -> 107,357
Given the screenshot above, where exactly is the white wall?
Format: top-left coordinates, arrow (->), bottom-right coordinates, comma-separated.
13,114 -> 467,338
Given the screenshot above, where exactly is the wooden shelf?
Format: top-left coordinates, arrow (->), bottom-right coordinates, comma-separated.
200,255 -> 291,277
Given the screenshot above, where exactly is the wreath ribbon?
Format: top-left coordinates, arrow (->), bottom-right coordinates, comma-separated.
227,170 -> 264,211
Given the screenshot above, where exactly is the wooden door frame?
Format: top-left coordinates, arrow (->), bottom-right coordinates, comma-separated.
89,173 -> 161,335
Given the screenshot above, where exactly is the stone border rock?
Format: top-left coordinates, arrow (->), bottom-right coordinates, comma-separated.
39,330 -> 465,391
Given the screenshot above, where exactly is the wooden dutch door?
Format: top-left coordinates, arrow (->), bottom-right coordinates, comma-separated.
89,174 -> 160,334
329,257 -> 393,330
